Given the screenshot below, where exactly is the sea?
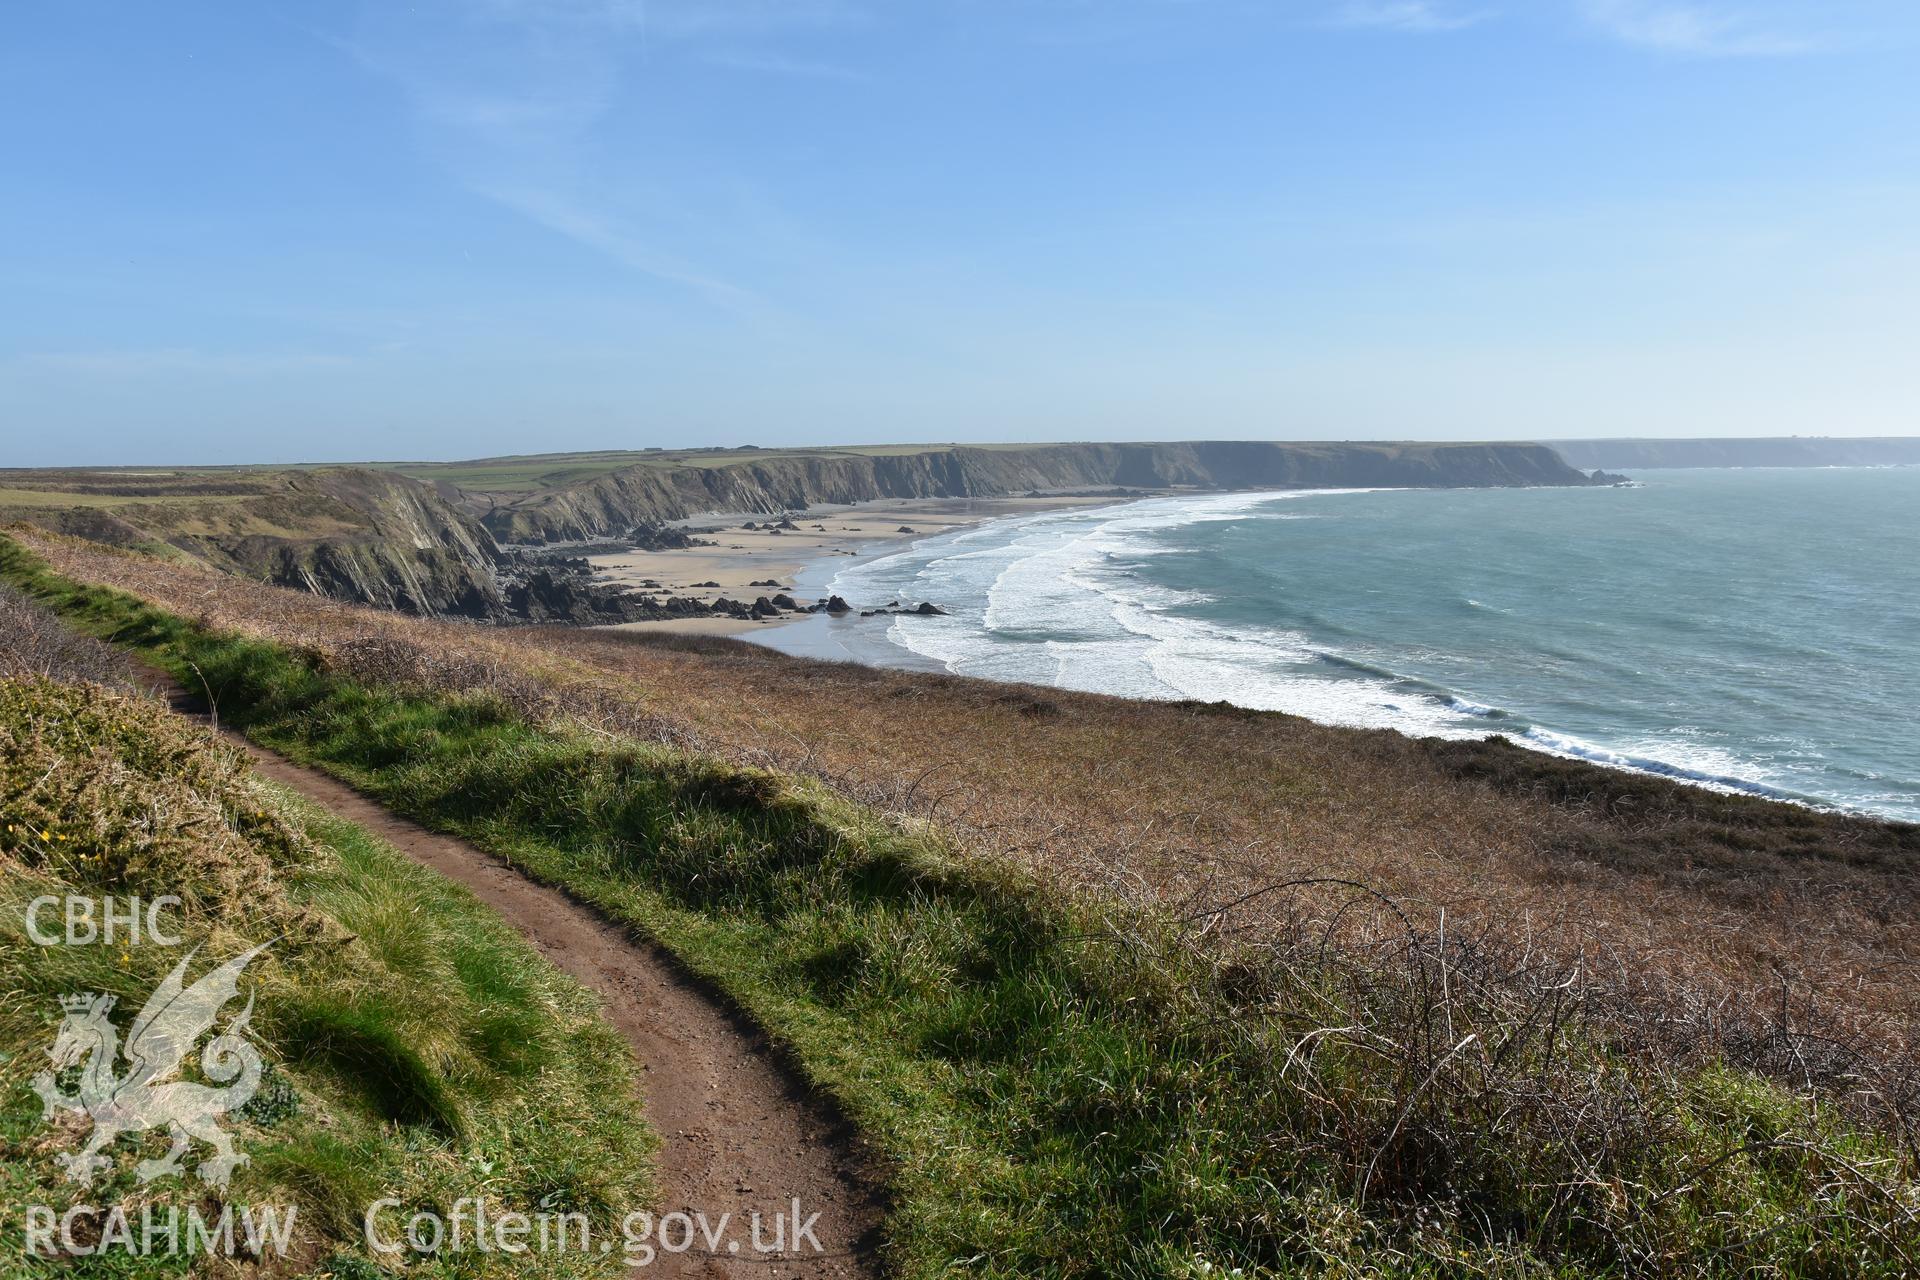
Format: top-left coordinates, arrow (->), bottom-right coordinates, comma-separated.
761,467 -> 1920,823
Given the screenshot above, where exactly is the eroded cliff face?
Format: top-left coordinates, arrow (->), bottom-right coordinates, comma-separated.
3,468 -> 508,618
232,470 -> 507,616
482,441 -> 1597,543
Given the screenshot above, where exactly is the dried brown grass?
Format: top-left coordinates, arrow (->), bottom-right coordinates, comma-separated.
0,580 -> 141,690
13,527 -> 1917,1139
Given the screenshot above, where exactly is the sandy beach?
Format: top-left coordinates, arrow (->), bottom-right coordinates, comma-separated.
588,495 -> 1130,636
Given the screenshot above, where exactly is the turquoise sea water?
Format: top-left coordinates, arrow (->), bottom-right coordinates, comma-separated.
782,468 -> 1920,822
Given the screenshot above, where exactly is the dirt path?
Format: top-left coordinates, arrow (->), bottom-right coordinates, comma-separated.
146,674 -> 885,1278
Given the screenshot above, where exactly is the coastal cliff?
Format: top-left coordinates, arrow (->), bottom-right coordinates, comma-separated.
239,469 -> 506,615
482,441 -> 1597,543
2,441 -> 1603,616
0,467 -> 509,617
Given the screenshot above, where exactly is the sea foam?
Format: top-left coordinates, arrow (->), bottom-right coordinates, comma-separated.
805,473 -> 1920,822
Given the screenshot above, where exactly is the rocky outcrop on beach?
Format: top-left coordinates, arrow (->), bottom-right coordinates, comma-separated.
506,573 -> 847,627
626,521 -> 716,551
506,570 -> 641,624
856,601 -> 949,618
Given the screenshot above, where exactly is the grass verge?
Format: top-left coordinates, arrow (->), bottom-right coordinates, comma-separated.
5,534 -> 1918,1278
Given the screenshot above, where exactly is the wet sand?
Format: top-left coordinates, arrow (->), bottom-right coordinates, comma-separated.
590,495 -> 1127,636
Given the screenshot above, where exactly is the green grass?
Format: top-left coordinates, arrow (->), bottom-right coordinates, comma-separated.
385,460 -> 650,492
10,446 -> 1056,501
4,533 -> 1916,1279
0,676 -> 652,1278
0,489 -> 260,510
385,444 -> 982,490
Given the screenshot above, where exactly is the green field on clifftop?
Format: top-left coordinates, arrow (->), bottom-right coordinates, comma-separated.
384,444 -> 986,492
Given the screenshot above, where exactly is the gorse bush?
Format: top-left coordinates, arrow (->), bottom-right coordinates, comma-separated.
0,664 -> 651,1276
6,536 -> 1913,1278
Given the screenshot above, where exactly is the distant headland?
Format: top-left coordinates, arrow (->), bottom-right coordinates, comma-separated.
1550,436 -> 1920,470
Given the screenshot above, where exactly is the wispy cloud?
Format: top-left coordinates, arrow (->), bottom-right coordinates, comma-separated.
474,184 -> 760,304
1578,1 -> 1815,56
1330,2 -> 1489,32
329,0 -> 813,307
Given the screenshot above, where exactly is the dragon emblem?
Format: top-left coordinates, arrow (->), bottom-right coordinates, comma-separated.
32,943 -> 270,1190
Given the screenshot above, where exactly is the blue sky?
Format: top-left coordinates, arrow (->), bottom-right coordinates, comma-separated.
3,0 -> 1917,465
